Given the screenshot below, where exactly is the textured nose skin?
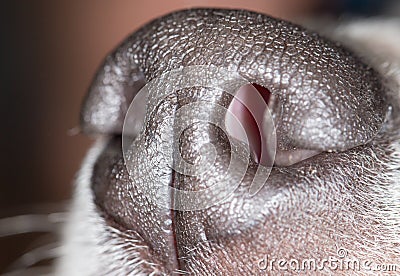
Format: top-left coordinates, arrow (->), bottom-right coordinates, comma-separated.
92,86 -> 276,273
81,8 -> 387,151
92,93 -> 181,272
86,8 -> 390,274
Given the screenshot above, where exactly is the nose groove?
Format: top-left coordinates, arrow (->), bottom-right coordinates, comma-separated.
171,87 -> 237,268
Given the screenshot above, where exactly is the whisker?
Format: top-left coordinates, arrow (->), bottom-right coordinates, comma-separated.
0,212 -> 67,237
67,126 -> 81,136
2,265 -> 54,276
173,269 -> 190,275
7,243 -> 62,272
0,201 -> 70,217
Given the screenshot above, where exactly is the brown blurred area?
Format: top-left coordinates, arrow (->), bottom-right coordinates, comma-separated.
0,0 -> 394,273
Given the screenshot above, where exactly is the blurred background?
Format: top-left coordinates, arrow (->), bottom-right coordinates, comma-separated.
0,0 -> 398,273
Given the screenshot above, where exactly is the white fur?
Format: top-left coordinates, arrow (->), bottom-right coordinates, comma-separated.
55,138 -> 160,275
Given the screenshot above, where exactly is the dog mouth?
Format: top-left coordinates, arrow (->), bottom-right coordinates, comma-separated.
80,8 -> 396,275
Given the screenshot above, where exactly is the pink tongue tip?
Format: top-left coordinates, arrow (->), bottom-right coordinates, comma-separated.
226,83 -> 272,165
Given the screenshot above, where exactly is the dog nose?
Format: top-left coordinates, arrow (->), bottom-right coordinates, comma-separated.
81,9 -> 386,152
86,8 -> 388,273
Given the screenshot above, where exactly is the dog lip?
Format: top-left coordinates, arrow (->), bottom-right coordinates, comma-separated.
91,131 -> 385,273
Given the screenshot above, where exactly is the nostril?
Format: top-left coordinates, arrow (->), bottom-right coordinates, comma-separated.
226,83 -> 274,166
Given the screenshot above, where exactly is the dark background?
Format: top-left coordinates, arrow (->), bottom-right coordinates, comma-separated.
0,0 -> 397,273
